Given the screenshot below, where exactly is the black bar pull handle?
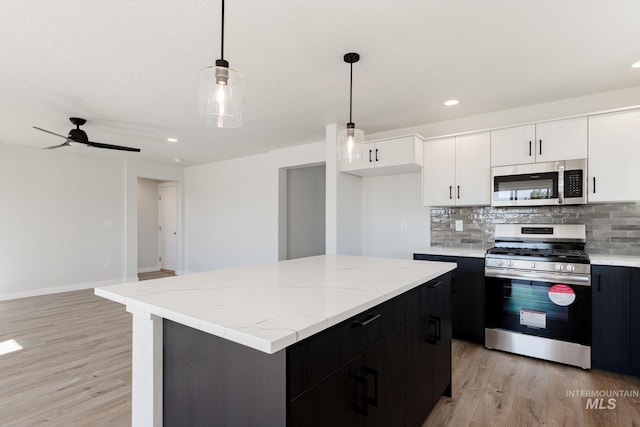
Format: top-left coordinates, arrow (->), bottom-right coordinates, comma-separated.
457,185 -> 460,199
369,149 -> 372,163
354,374 -> 369,415
363,367 -> 379,407
596,273 -> 601,292
539,139 -> 542,155
449,185 -> 452,199
529,140 -> 532,156
427,281 -> 442,289
593,177 -> 596,194
426,317 -> 438,344
375,148 -> 379,162
353,313 -> 381,327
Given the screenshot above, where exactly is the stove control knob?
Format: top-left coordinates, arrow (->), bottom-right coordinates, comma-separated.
566,264 -> 575,272
497,260 -> 503,267
507,260 -> 513,267
531,262 -> 536,269
556,264 -> 564,271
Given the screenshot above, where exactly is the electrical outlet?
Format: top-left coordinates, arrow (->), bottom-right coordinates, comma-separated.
104,220 -> 113,228
104,261 -> 112,270
455,220 -> 463,231
400,220 -> 408,230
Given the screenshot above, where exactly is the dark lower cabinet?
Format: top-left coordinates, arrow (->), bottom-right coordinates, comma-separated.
404,276 -> 452,427
288,328 -> 405,427
592,265 -> 639,377
413,254 -> 484,342
164,272 -> 453,426
631,269 -> 640,374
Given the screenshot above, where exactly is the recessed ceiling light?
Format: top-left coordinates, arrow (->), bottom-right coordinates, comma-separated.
174,157 -> 182,163
632,61 -> 640,68
167,138 -> 178,143
444,99 -> 459,106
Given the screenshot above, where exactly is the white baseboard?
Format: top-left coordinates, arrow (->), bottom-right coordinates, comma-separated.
0,278 -> 127,301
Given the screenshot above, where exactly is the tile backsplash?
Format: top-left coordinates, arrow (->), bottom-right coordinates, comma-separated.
430,202 -> 640,255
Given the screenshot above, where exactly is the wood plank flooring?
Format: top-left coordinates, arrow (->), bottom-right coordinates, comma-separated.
424,339 -> 640,427
1,289 -> 639,426
0,289 -> 132,426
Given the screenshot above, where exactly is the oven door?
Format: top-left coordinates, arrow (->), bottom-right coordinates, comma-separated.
485,272 -> 591,346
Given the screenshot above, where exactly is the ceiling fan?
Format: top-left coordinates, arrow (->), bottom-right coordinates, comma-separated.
33,117 -> 141,152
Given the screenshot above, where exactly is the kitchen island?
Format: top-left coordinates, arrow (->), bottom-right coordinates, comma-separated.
95,255 -> 456,427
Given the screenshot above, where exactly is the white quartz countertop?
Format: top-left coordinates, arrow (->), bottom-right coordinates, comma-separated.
95,255 -> 455,354
413,247 -> 487,258
588,254 -> 640,268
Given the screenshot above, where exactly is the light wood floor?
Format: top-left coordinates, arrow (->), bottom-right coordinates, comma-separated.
424,339 -> 640,427
1,290 -> 639,426
138,270 -> 175,281
0,289 -> 132,426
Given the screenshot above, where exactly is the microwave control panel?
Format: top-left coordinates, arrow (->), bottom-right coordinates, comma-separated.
564,170 -> 583,198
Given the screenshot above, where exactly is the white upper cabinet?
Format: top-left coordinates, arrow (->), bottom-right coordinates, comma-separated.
423,132 -> 490,206
588,109 -> 640,203
535,117 -> 588,162
490,124 -> 536,166
422,137 -> 455,206
490,117 -> 587,166
340,134 -> 423,176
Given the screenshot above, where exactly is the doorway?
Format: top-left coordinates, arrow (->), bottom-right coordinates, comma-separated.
137,178 -> 178,275
279,164 -> 326,260
158,182 -> 177,272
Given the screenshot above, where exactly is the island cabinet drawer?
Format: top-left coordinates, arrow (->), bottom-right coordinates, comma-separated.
404,276 -> 450,320
287,294 -> 404,400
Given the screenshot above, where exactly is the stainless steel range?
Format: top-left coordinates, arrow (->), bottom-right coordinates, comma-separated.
484,224 -> 591,369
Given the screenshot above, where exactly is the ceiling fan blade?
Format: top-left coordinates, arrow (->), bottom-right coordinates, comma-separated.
43,141 -> 71,150
33,126 -> 68,139
85,140 -> 141,152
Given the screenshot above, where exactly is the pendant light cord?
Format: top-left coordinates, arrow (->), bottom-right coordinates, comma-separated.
220,0 -> 225,60
349,62 -> 353,123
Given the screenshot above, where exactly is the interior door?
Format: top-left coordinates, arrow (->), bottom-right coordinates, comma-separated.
159,183 -> 177,272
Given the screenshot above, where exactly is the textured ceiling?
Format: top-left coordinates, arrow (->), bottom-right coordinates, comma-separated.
1,0 -> 639,166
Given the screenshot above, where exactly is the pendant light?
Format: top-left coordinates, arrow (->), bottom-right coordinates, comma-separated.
199,0 -> 244,128
338,52 -> 364,163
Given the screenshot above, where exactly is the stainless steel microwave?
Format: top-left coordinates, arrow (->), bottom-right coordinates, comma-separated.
491,159 -> 587,207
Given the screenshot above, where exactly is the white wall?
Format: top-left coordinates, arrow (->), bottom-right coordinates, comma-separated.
0,143 -> 126,299
137,178 -> 159,271
184,141 -> 325,273
361,173 -> 430,258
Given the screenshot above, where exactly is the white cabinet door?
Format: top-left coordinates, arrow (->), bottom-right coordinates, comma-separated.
455,132 -> 491,206
588,109 -> 640,203
340,135 -> 423,176
535,117 -> 587,162
490,125 -> 536,166
374,135 -> 421,169
423,137 -> 456,206
339,143 -> 370,172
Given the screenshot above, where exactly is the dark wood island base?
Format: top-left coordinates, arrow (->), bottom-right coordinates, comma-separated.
163,272 -> 452,427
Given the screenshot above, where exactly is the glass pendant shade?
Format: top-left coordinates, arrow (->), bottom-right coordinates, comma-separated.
338,123 -> 364,163
199,62 -> 244,128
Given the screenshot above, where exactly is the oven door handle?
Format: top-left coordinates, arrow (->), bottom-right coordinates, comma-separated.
485,269 -> 591,286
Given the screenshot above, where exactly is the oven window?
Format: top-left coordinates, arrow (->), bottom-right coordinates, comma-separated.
485,277 -> 590,346
493,171 -> 558,201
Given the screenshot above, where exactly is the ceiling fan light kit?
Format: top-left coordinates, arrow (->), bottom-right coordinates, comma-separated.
34,117 -> 141,152
338,52 -> 364,164
199,0 -> 244,128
